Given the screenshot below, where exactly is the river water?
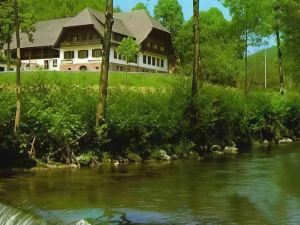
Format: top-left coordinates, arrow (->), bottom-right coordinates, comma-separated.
0,144 -> 300,225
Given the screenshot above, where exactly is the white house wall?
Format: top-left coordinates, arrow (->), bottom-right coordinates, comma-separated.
21,58 -> 60,71
19,45 -> 168,72
0,63 -> 16,72
110,47 -> 168,72
60,44 -> 102,65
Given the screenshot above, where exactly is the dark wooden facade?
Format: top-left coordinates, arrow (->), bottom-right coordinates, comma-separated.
58,25 -> 102,47
141,29 -> 173,56
19,47 -> 59,60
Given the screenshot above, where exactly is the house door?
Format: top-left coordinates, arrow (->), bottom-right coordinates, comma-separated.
44,60 -> 49,69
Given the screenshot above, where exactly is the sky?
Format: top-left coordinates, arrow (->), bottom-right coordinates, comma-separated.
114,0 -> 230,20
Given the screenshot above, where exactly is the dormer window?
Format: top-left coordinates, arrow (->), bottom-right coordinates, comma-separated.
113,33 -> 124,42
93,34 -> 99,40
72,35 -> 78,42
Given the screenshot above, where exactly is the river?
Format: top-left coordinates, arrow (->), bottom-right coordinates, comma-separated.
0,144 -> 300,225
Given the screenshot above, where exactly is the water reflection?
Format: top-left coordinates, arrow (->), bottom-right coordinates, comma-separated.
0,144 -> 299,224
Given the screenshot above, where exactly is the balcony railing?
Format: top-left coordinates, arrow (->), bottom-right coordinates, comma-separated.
60,40 -> 102,47
61,59 -> 73,64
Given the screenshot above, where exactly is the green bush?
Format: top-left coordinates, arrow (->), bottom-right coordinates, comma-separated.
1,72 -> 300,166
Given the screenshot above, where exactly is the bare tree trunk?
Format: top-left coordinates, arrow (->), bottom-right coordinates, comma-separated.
14,0 -> 21,134
96,0 -> 114,127
192,0 -> 200,97
244,28 -> 248,96
6,41 -> 11,71
275,2 -> 284,95
244,1 -> 249,96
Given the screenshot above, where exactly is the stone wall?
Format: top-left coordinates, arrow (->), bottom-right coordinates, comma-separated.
60,62 -> 167,73
60,62 -> 101,71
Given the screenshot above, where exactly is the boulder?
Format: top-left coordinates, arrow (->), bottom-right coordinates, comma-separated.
279,138 -> 293,144
171,154 -> 179,160
127,152 -> 142,162
77,220 -> 91,225
210,145 -> 222,152
230,141 -> 237,147
224,146 -> 238,154
263,140 -> 269,145
212,151 -> 225,156
158,150 -> 171,161
112,160 -> 120,166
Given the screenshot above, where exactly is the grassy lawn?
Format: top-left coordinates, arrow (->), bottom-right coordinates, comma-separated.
0,71 -> 180,88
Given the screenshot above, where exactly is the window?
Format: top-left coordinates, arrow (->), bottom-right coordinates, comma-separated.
89,34 -> 93,40
143,55 -> 146,64
160,46 -> 165,52
78,50 -> 88,59
148,56 -> 151,65
81,34 -> 86,41
118,53 -> 122,60
72,35 -> 78,42
161,59 -> 164,67
152,57 -> 155,66
93,34 -> 100,40
134,55 -> 138,63
79,65 -> 88,71
114,49 -> 118,59
113,33 -> 124,42
156,58 -> 160,67
44,60 -> 49,69
53,59 -> 57,68
92,49 -> 102,58
153,44 -> 158,50
146,42 -> 151,48
64,51 -> 74,59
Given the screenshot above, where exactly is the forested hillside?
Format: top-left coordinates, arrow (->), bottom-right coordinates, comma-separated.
27,0 -> 120,21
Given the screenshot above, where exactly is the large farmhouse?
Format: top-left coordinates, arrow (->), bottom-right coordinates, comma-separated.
9,8 -> 173,73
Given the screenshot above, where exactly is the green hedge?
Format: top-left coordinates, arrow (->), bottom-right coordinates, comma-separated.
0,74 -> 299,165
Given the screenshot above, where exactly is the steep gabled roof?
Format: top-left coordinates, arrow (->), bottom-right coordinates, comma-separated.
89,8 -> 133,38
10,17 -> 72,49
9,8 -> 170,49
114,10 -> 170,44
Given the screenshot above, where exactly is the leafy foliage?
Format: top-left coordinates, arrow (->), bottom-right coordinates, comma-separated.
176,8 -> 242,86
1,72 -> 300,167
154,0 -> 184,45
131,2 -> 149,14
116,37 -> 140,64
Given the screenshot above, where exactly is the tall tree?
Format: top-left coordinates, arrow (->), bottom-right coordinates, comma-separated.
96,0 -> 114,127
274,1 -> 284,94
131,2 -> 149,14
0,1 -> 14,71
279,0 -> 300,85
192,0 -> 200,96
14,0 -> 21,134
8,0 -> 35,134
154,0 -> 184,46
221,0 -> 272,94
176,8 -> 241,86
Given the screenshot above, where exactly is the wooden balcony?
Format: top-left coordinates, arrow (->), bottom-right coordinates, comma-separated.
60,40 -> 102,47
